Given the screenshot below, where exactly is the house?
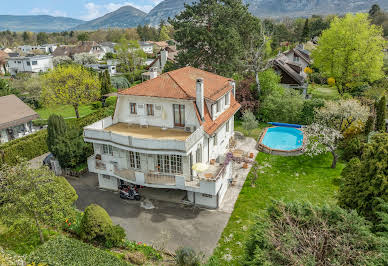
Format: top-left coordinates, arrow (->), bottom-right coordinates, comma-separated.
18,45 -> 40,53
85,63 -> 117,76
139,41 -> 154,54
6,55 -> 53,75
0,95 -> 39,143
283,45 -> 312,73
272,57 -> 306,89
100,42 -> 116,54
149,41 -> 169,51
53,42 -> 105,60
38,44 -> 58,54
142,47 -> 177,80
83,66 -> 241,208
1,48 -> 13,54
0,50 -> 9,74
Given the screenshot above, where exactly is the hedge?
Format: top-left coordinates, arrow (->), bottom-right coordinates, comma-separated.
27,236 -> 128,266
0,108 -> 114,166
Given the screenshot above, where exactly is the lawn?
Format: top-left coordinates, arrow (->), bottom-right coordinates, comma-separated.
35,104 -> 96,120
234,120 -> 268,140
310,85 -> 340,100
212,152 -> 344,265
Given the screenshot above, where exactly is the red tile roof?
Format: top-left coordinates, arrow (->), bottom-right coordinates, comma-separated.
119,66 -> 233,101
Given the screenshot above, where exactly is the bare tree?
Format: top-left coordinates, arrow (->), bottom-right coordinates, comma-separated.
245,22 -> 273,96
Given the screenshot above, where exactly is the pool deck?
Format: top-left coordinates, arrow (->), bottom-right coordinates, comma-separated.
257,126 -> 305,156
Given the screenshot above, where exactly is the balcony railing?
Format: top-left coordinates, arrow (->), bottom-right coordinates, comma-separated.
145,172 -> 176,185
114,165 -> 136,181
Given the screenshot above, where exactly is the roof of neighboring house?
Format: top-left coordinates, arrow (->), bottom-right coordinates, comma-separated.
7,52 -> 19,58
100,42 -> 116,48
273,58 -> 305,86
119,66 -> 240,135
53,42 -> 102,57
119,66 -> 233,101
0,50 -> 9,61
149,41 -> 168,48
0,94 -> 39,130
285,48 -> 311,64
139,41 -> 153,47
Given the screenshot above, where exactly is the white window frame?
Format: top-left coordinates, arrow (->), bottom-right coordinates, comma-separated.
216,101 -> 221,113
225,92 -> 230,106
102,144 -> 113,155
214,134 -> 218,146
156,154 -> 182,174
226,120 -> 230,132
128,151 -> 140,169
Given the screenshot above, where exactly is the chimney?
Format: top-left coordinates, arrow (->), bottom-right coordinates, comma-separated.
196,78 -> 204,121
160,49 -> 168,68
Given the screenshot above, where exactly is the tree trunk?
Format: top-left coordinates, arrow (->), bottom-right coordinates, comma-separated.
255,71 -> 261,96
330,149 -> 337,169
34,212 -> 44,244
74,104 -> 80,119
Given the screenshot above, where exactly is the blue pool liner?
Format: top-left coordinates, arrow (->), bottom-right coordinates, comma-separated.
268,122 -> 303,128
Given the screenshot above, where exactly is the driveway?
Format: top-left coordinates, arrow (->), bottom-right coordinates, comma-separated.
68,173 -> 231,256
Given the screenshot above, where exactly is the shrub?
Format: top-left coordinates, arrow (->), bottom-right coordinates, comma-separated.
241,111 -> 258,137
27,236 -> 127,266
245,201 -> 388,265
338,133 -> 388,222
47,114 -> 66,153
364,115 -> 375,135
339,135 -> 364,161
92,101 -> 103,109
175,247 -> 203,266
111,76 -> 130,89
122,240 -> 162,261
105,96 -> 117,107
298,98 -> 324,125
63,210 -> 83,237
104,225 -> 126,248
80,204 -> 113,242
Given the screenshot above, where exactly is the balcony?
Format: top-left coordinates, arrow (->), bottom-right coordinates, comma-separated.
114,165 -> 136,181
83,117 -> 203,152
145,172 -> 176,185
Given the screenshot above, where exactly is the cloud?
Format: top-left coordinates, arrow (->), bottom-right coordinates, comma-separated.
30,8 -> 67,17
81,1 -> 156,20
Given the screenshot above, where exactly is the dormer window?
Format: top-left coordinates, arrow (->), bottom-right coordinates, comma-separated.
225,92 -> 230,106
216,101 -> 221,113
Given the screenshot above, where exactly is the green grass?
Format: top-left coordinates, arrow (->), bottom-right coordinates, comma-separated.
35,104 -> 96,120
234,120 -> 268,140
212,152 -> 344,265
310,85 -> 340,100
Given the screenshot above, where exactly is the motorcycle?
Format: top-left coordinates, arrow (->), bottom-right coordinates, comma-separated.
119,184 -> 141,201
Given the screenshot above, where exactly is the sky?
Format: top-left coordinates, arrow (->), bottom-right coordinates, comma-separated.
0,0 -> 163,20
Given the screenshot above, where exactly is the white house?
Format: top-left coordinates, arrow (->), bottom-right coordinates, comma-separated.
139,41 -> 154,54
38,44 -> 57,54
85,64 -> 117,76
18,45 -> 39,53
83,66 -> 241,208
6,55 -> 53,75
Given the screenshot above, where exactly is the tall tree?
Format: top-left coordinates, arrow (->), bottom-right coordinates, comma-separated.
159,25 -> 170,41
22,31 -> 30,42
47,114 -> 66,153
369,4 -> 381,18
115,38 -> 146,81
312,13 -> 386,95
0,162 -> 78,243
100,70 -> 112,96
36,32 -> 48,45
170,0 -> 259,76
301,18 -> 309,42
41,65 -> 100,118
375,96 -> 386,132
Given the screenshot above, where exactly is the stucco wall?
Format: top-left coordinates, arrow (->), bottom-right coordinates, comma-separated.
98,174 -> 118,190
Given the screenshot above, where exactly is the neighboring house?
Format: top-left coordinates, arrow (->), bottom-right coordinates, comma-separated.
0,94 -> 39,143
1,48 -> 13,54
149,41 -> 169,51
143,48 -> 176,79
38,44 -> 58,54
0,50 -> 9,74
84,66 -> 241,208
85,63 -> 117,76
272,45 -> 312,90
139,41 -> 154,54
18,45 -> 39,53
6,55 -> 53,75
53,42 -> 105,60
100,42 -> 116,54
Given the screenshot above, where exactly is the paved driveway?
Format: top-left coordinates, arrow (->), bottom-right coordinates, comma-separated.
68,173 -> 231,256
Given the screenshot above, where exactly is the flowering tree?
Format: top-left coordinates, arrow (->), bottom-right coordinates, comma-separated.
315,99 -> 369,133
73,53 -> 98,65
303,123 -> 343,168
53,56 -> 73,67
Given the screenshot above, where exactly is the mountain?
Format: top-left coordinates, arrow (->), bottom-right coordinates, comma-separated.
0,15 -> 84,32
73,6 -> 147,30
143,0 -> 388,25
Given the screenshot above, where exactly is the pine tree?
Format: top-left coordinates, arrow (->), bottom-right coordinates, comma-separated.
100,70 -> 111,96
364,115 -> 375,135
47,114 -> 67,153
301,18 -> 310,42
375,96 -> 386,132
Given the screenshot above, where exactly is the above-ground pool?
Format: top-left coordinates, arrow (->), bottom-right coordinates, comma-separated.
260,126 -> 304,152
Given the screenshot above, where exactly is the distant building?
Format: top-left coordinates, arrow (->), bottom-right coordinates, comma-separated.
100,42 -> 116,54
85,64 -> 117,76
0,50 -> 9,74
53,41 -> 105,60
6,55 -> 53,75
0,95 -> 39,143
39,44 -> 58,54
139,41 -> 154,54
